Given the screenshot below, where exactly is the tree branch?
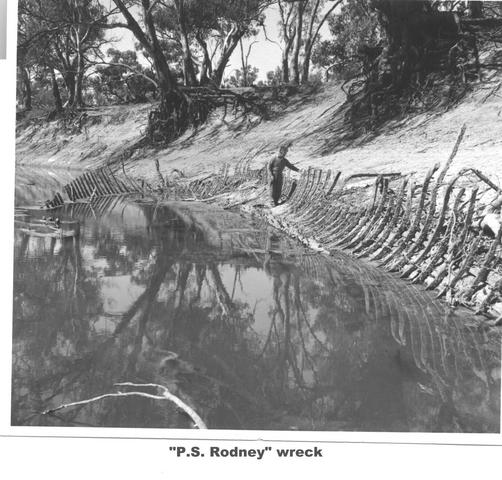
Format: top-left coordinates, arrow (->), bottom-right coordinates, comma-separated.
42,382 -> 207,429
92,61 -> 159,89
312,0 -> 343,48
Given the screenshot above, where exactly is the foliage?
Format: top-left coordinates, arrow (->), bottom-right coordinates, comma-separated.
265,67 -> 283,86
106,0 -> 272,143
311,0 -> 380,80
17,0 -> 109,110
92,49 -> 157,104
275,0 -> 345,84
226,65 -> 259,87
143,0 -> 269,86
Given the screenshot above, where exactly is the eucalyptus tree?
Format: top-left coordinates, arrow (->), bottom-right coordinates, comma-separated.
17,0 -> 109,109
196,0 -> 270,86
300,0 -> 343,83
311,0 -> 380,81
277,0 -> 297,83
92,49 -> 157,103
110,0 -> 272,142
277,0 -> 343,85
112,0 -> 271,88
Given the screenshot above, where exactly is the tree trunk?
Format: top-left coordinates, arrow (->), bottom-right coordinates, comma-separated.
113,0 -> 210,144
195,33 -> 212,85
75,54 -> 85,107
113,0 -> 176,94
211,26 -> 245,87
21,67 -> 32,111
199,52 -> 211,85
212,60 -> 229,87
301,41 -> 313,84
281,50 -> 290,83
240,39 -> 248,87
64,72 -> 76,107
372,1 -> 433,88
278,0 -> 296,84
291,2 -> 304,85
174,0 -> 197,86
145,27 -> 176,92
301,0 -> 342,84
282,35 -> 295,83
374,0 -> 464,88
181,38 -> 197,86
51,69 -> 63,112
300,0 -> 321,84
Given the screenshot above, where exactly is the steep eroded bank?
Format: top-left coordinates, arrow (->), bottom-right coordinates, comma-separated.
16,77 -> 502,185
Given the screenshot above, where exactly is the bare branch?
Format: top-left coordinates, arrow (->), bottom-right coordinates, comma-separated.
91,61 -> 159,89
261,23 -> 281,49
42,382 -> 207,429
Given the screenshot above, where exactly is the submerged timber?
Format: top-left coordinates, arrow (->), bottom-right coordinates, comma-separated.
42,132 -> 502,324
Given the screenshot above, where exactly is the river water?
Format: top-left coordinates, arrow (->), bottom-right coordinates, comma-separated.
12,169 -> 501,432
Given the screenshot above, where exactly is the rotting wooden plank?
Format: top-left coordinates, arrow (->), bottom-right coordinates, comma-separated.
326,171 -> 342,197
296,169 -> 324,221
102,167 -> 118,194
299,168 -> 322,214
63,185 -> 73,202
287,170 -> 308,208
380,163 -> 440,268
288,167 -> 312,212
392,126 -> 466,272
297,169 -> 326,221
343,180 -> 390,250
91,170 -> 107,196
65,183 -> 75,202
335,183 -> 385,248
97,168 -> 114,195
355,195 -> 396,255
371,179 -> 415,261
83,172 -> 97,198
82,172 -> 95,197
107,166 -> 128,193
72,177 -> 85,200
75,173 -> 91,198
362,178 -> 408,258
401,180 -> 464,278
102,167 -> 120,193
91,169 -> 108,195
285,167 -> 312,215
288,167 -> 312,208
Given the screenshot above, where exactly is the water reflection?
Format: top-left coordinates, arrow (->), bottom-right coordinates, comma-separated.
12,196 -> 501,432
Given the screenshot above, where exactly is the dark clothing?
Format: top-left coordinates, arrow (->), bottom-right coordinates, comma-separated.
268,155 -> 299,206
269,174 -> 284,206
268,155 -> 298,177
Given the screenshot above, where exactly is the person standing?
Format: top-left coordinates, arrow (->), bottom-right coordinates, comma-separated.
268,143 -> 299,206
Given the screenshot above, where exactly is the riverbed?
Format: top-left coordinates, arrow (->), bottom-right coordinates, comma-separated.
11,169 -> 501,432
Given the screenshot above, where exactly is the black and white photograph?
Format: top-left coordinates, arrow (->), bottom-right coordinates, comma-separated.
7,0 -> 502,445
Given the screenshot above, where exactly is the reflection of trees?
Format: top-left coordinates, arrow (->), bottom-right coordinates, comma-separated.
13,231 -> 102,425
11,203 -> 501,432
